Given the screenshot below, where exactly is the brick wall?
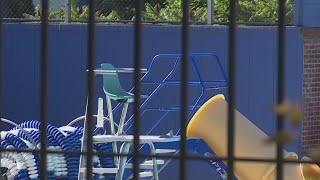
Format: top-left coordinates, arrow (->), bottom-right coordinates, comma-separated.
302,28 -> 320,154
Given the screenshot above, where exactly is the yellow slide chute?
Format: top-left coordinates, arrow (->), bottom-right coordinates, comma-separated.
186,94 -> 320,180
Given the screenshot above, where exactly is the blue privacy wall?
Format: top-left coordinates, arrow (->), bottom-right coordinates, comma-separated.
2,23 -> 303,179
295,0 -> 320,26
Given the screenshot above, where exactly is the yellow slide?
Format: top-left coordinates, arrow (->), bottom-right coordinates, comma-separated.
186,94 -> 320,180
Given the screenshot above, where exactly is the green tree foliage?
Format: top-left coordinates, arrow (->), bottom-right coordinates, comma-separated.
237,0 -> 293,23
92,0 -> 167,20
3,0 -> 35,18
143,0 -> 207,22
144,0 -> 293,23
23,5 -> 118,21
95,0 -> 135,20
22,0 -> 293,23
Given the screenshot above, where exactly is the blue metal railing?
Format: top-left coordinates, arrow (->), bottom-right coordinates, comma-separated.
107,52 -> 227,136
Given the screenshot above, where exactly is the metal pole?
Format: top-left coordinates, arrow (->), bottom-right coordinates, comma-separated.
207,0 -> 214,25
39,0 -> 49,178
0,0 -> 3,173
180,0 -> 189,178
65,0 -> 71,23
276,0 -> 286,179
132,0 -> 142,176
85,0 -> 95,178
227,0 -> 236,179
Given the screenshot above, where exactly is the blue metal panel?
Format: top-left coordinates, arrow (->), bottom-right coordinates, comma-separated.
300,0 -> 320,27
248,28 -> 277,135
46,27 -> 88,124
2,23 -> 303,132
284,28 -> 304,153
1,23 -> 303,179
2,25 -> 39,123
234,28 -> 251,116
294,0 -> 303,26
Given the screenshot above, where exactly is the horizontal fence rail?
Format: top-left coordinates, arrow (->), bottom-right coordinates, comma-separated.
2,147 -> 320,165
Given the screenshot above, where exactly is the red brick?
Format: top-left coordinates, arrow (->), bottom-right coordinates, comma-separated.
302,28 -> 320,154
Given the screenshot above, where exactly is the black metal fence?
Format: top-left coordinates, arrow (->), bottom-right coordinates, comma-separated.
1,0 -> 320,179
1,0 -> 294,25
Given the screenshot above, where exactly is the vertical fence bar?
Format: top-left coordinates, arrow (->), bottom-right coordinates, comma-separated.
0,0 -> 3,171
180,0 -> 189,179
39,0 -> 49,179
276,0 -> 286,179
85,0 -> 95,179
207,0 -> 214,25
65,0 -> 71,23
227,0 -> 236,179
133,0 -> 142,178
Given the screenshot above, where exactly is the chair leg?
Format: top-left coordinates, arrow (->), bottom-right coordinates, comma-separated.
106,96 -> 119,165
78,97 -> 89,180
116,142 -> 131,180
148,143 -> 159,180
117,102 -> 129,135
106,96 -> 116,135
